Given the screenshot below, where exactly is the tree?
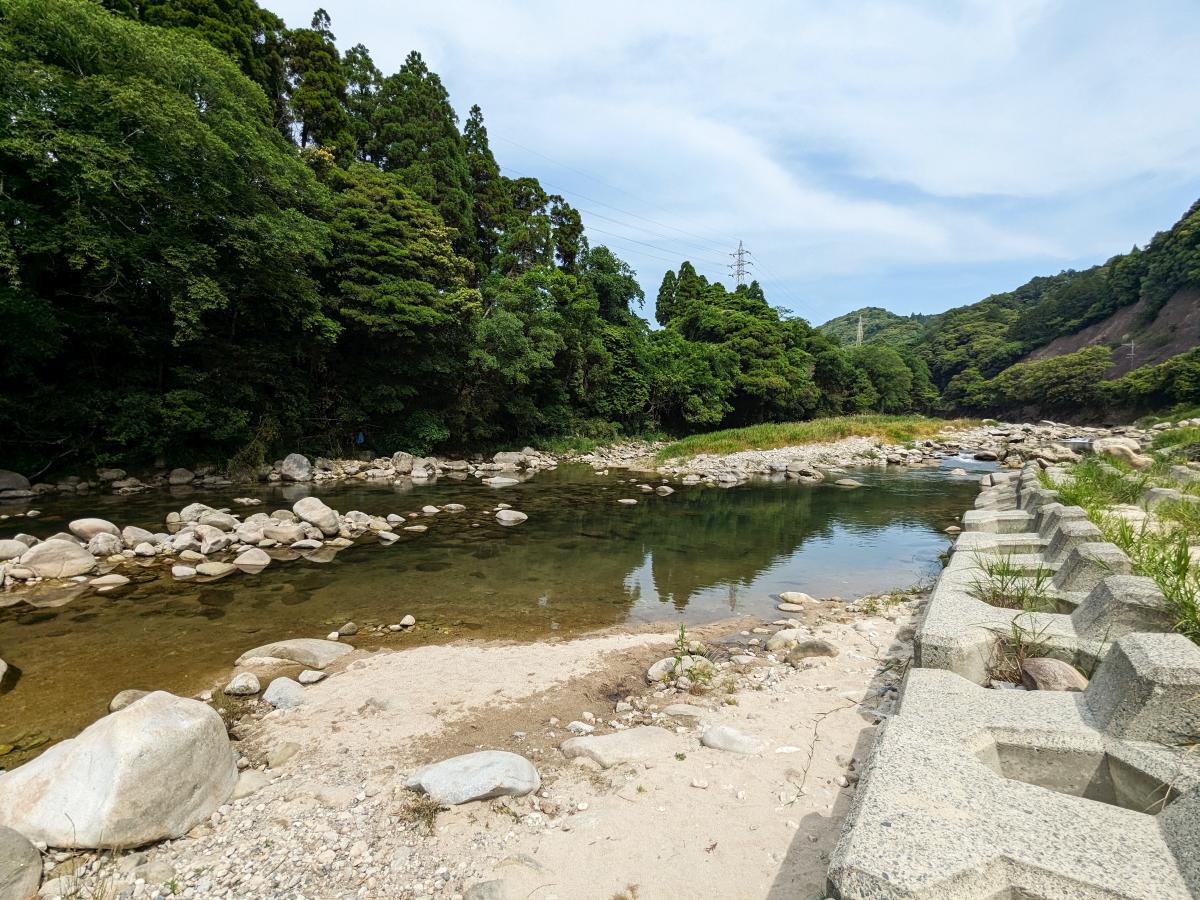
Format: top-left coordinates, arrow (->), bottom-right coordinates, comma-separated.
342,43 -> 381,161
462,105 -> 512,280
286,9 -> 354,156
369,51 -> 476,267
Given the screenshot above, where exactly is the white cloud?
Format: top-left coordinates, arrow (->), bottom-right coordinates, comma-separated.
271,0 -> 1200,314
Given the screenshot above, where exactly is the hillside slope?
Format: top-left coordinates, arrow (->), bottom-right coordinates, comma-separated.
1021,287 -> 1200,377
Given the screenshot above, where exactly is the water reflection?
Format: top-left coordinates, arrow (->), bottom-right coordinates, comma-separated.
0,462 -> 984,750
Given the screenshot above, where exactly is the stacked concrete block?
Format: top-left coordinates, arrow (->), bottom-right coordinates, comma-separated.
829,462 -> 1200,898
828,633 -> 1200,899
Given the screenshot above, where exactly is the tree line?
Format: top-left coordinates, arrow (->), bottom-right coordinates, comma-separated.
0,0 -> 946,474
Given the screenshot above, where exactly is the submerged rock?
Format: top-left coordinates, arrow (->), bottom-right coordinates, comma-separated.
0,692 -> 235,848
405,751 -> 540,805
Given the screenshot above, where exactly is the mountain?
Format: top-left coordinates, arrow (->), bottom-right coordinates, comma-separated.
819,307 -> 931,348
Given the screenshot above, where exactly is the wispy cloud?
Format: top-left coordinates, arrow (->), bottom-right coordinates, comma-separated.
272,0 -> 1200,317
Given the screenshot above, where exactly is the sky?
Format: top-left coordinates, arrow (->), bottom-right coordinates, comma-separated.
271,0 -> 1200,325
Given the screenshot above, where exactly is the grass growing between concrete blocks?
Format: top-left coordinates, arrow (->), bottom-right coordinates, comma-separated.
1044,458 -> 1200,645
654,415 -> 978,461
967,554 -> 1057,612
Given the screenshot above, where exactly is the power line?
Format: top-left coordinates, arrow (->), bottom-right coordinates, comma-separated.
729,240 -> 753,287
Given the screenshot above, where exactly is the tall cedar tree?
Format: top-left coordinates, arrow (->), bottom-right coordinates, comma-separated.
462,105 -> 512,280
286,9 -> 354,156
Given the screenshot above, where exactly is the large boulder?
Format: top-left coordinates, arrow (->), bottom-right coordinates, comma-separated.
262,677 -> 305,709
86,533 -> 123,557
0,540 -> 28,562
0,824 -> 40,900
0,471 -> 31,493
235,638 -> 351,670
1092,437 -> 1154,471
167,467 -> 195,486
405,751 -> 540,805
67,518 -> 120,541
293,497 -> 339,536
18,540 -> 96,578
280,453 -> 313,482
121,525 -> 156,549
391,452 -> 414,475
0,692 -> 236,848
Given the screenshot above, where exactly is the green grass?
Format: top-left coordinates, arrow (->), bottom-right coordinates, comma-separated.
967,555 -> 1057,612
1048,457 -> 1150,508
1142,406 -> 1200,427
1152,425 -> 1200,452
655,415 -> 978,461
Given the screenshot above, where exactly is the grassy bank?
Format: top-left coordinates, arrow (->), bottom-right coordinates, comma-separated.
655,415 -> 978,462
1046,457 -> 1200,644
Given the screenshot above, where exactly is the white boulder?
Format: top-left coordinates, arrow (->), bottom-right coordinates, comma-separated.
292,496 -> 339,536
19,540 -> 96,578
0,692 -> 236,848
405,751 -> 540,805
67,518 -> 119,541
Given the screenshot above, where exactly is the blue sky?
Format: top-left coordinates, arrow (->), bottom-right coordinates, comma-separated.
271,0 -> 1200,324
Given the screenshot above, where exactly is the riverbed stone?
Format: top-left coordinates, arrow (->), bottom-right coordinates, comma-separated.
224,672 -> 261,696
86,532 -> 123,557
280,453 -> 313,482
19,540 -> 96,578
0,825 -> 41,900
91,573 -> 130,590
68,518 -> 120,541
391,451 -> 414,474
405,751 -> 540,805
834,478 -> 863,488
293,496 -> 339,536
0,540 -> 28,562
561,726 -> 679,768
168,467 -> 194,485
233,548 -> 271,573
778,591 -> 816,604
1020,657 -> 1088,692
786,639 -> 840,665
298,669 -> 325,685
231,770 -> 270,801
701,724 -> 768,754
235,638 -> 351,670
172,565 -> 197,580
108,689 -> 149,712
120,525 -> 155,549
0,691 -> 236,848
262,677 -> 306,709
0,471 -> 31,493
495,509 -> 528,526
196,561 -> 237,578
263,523 -> 305,544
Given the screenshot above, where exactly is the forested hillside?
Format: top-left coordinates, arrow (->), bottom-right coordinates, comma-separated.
2,1 -> 1198,476
0,0 -> 943,474
820,199 -> 1200,420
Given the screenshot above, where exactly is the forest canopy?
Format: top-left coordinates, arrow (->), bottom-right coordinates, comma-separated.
1,0 -> 1198,474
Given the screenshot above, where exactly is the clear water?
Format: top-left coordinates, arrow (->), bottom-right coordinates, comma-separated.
0,460 -> 987,759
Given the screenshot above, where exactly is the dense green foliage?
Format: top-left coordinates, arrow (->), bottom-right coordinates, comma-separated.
819,306 -> 929,348
2,0 -> 1198,476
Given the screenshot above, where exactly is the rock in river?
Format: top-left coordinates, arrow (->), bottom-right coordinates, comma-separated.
495,509 -> 527,526
234,548 -> 271,573
68,517 -> 120,541
224,672 -> 261,696
406,751 -> 540,806
236,638 -> 351,670
0,691 -> 236,848
293,496 -> 339,536
280,453 -> 313,482
18,539 -> 96,578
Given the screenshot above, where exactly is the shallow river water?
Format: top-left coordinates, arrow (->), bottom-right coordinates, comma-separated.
0,460 -> 987,760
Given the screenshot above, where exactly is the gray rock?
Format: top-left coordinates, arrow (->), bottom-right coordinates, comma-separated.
224,672 -> 261,696
561,727 -> 680,768
0,540 -> 28,562
262,677 -> 306,709
198,510 -> 238,530
464,880 -> 510,900
280,453 -> 313,482
263,523 -> 305,544
298,669 -> 325,685
0,824 -> 40,900
391,451 -> 414,474
171,565 -> 197,580
168,467 -> 195,485
661,703 -> 709,720
91,573 -> 130,589
0,470 -> 31,493
267,741 -> 301,768
1020,657 -> 1089,692
338,621 -> 358,636
67,517 -> 120,541
195,561 -> 237,578
233,547 -> 271,572
786,639 -> 840,665
121,525 -> 156,549
495,509 -> 528,526
646,654 -> 714,683
293,496 -> 339,536
0,692 -> 235,848
231,770 -> 270,801
132,541 -> 156,557
834,478 -> 863,488
86,532 -> 123,557
108,689 -> 149,712
19,540 -> 96,578
235,638 -> 351,670
778,591 -> 815,604
701,724 -> 768,754
405,751 -> 540,805
399,614 -> 416,628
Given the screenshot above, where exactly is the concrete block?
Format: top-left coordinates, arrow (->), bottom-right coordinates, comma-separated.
1052,542 -> 1132,594
1071,576 -> 1176,641
1086,632 -> 1200,743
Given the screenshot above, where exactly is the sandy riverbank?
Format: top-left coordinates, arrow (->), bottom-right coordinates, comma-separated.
52,594 -> 914,900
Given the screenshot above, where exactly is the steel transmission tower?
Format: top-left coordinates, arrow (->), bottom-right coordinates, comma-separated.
729,240 -> 753,287
856,315 -> 864,347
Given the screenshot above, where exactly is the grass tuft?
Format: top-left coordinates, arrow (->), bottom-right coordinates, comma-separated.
655,415 -> 979,461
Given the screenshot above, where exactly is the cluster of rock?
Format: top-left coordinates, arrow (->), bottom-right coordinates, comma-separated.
654,420 -> 1178,484
0,493 -> 527,592
0,448 -> 560,507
